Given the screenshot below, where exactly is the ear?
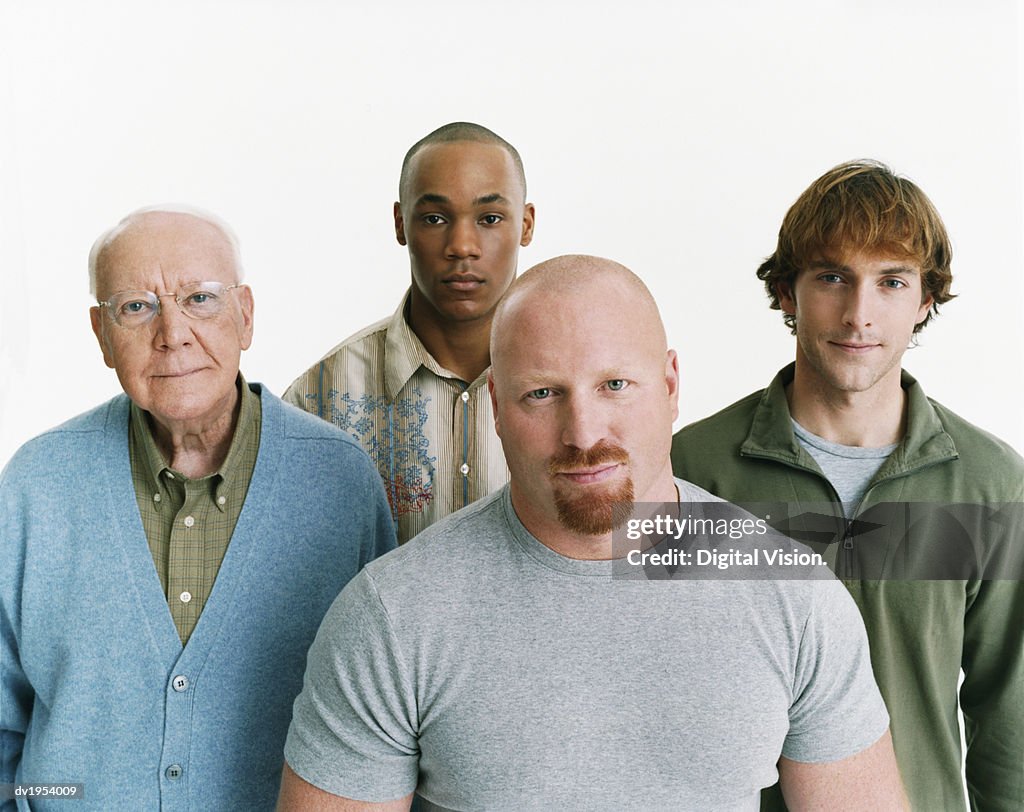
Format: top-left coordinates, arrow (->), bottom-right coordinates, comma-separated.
90,306 -> 116,369
519,203 -> 536,247
916,292 -> 934,327
488,371 -> 502,439
394,201 -> 407,246
665,349 -> 680,422
236,284 -> 255,351
777,279 -> 797,315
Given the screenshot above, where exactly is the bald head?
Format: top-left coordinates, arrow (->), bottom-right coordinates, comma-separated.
89,205 -> 243,297
487,254 -> 679,552
491,254 -> 666,371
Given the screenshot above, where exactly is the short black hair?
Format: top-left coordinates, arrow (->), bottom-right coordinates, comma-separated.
398,121 -> 526,204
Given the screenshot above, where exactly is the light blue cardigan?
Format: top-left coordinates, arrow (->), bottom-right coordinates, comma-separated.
0,384 -> 396,810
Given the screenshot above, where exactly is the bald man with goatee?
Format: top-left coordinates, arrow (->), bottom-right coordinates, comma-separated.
278,256 -> 906,811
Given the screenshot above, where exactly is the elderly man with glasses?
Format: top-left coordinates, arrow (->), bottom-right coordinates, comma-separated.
0,206 -> 396,810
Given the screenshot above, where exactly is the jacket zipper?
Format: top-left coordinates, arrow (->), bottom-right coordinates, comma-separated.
739,450 -> 952,579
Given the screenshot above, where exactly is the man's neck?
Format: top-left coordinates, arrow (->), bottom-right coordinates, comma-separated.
408,301 -> 492,383
787,363 -> 908,448
149,389 -> 241,479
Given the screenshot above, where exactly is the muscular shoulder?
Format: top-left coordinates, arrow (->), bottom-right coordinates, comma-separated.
359,490 -> 511,599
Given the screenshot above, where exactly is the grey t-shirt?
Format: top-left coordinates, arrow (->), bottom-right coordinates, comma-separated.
285,482 -> 888,811
792,419 -> 898,517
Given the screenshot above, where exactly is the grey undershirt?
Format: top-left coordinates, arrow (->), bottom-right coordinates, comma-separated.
792,419 -> 898,518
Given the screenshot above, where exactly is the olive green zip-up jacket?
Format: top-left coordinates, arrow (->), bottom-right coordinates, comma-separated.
672,364 -> 1023,812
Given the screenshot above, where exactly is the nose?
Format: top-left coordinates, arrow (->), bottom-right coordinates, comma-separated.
560,391 -> 607,452
842,282 -> 874,329
151,294 -> 194,350
444,217 -> 482,260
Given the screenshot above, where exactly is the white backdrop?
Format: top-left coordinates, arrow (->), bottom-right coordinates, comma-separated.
2,0 -> 1022,469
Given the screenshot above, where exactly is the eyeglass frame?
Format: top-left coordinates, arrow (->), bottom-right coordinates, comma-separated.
96,282 -> 244,328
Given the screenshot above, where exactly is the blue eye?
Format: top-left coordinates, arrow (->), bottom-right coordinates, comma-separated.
121,300 -> 152,315
528,388 -> 552,400
180,287 -> 225,318
606,379 -> 627,391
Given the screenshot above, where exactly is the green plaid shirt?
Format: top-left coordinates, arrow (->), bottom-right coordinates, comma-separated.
129,376 -> 261,644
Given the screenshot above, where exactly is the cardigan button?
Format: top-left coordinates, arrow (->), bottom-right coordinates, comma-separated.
172,675 -> 189,692
165,764 -> 183,780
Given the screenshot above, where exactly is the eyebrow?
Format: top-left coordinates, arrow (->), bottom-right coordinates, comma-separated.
414,192 -> 511,207
509,368 -> 630,389
809,260 -> 919,275
474,193 -> 510,206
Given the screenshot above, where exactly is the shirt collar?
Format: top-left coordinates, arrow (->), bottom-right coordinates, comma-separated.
128,373 -> 259,502
741,362 -> 957,472
130,398 -> 173,496
213,373 -> 259,499
384,288 -> 491,398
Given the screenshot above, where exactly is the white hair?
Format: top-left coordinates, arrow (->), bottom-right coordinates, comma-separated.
88,204 -> 244,296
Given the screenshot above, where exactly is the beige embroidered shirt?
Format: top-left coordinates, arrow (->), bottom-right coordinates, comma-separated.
284,291 -> 508,544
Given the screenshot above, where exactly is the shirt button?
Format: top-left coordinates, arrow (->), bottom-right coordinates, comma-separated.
460,463 -> 470,475
217,495 -> 226,506
461,391 -> 470,403
172,674 -> 189,692
179,591 -> 192,604
165,471 -> 175,480
153,493 -> 161,503
165,764 -> 183,780
183,515 -> 195,528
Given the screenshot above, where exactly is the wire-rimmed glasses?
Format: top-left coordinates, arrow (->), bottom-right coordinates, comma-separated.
97,282 -> 242,328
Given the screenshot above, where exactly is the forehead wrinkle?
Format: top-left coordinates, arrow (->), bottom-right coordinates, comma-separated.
497,314 -> 655,384
507,371 -> 560,388
493,274 -> 662,370
103,219 -> 237,290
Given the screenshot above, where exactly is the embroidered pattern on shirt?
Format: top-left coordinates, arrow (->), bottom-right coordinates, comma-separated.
323,387 -> 436,518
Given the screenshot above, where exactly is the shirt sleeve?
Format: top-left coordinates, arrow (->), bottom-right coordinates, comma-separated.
960,498 -> 1024,809
782,579 -> 890,763
284,570 -> 419,802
